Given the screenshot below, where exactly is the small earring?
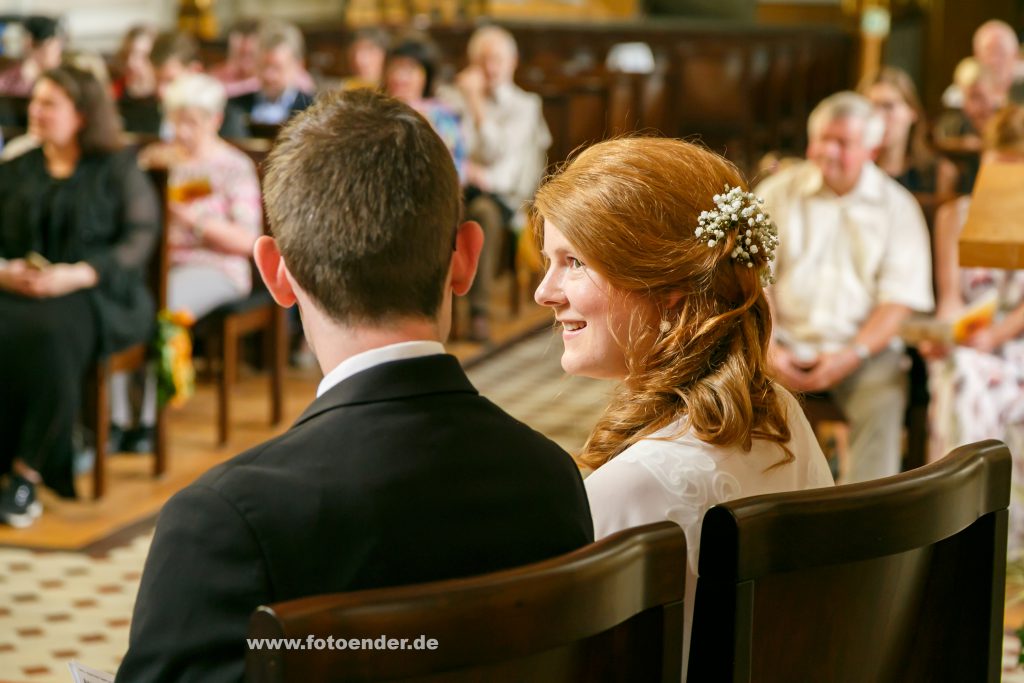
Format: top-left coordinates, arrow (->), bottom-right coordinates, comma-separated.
659,319 -> 672,333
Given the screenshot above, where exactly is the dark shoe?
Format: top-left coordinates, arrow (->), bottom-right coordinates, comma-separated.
107,424 -> 126,453
0,475 -> 42,528
121,426 -> 155,454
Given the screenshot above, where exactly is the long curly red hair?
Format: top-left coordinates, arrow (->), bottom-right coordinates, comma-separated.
529,137 -> 793,471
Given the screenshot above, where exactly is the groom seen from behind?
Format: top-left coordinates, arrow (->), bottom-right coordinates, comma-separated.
116,88 -> 594,683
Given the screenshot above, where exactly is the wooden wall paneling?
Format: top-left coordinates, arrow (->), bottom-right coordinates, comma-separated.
204,22 -> 855,175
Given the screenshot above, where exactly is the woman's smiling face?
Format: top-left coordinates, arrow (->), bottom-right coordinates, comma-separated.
534,220 -> 655,380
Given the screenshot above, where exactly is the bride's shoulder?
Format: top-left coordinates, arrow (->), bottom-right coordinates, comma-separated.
615,423 -> 720,471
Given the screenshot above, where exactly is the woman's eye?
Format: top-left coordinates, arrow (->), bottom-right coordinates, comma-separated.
567,256 -> 584,270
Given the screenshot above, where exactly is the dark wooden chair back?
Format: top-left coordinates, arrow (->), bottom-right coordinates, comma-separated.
688,439 -> 1011,683
144,167 -> 170,309
248,122 -> 283,141
246,522 -> 687,683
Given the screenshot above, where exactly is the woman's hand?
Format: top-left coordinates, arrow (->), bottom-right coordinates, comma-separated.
138,142 -> 184,170
11,262 -> 99,298
0,259 -> 34,294
963,326 -> 1001,354
916,339 -> 951,360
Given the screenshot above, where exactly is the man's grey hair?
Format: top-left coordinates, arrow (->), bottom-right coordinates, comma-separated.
807,90 -> 885,149
467,25 -> 517,62
973,19 -> 1019,54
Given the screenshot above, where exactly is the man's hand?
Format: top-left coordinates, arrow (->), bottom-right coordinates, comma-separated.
455,65 -> 488,127
768,342 -> 816,392
455,65 -> 486,101
798,349 -> 861,392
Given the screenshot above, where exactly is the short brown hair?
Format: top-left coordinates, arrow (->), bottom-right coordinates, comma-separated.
259,20 -> 304,61
40,66 -> 123,155
263,88 -> 460,325
150,31 -> 198,68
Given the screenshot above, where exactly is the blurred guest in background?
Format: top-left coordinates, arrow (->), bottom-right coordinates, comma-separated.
210,18 -> 262,98
385,35 -> 465,180
926,105 -> 1024,463
0,66 -> 159,526
756,91 -> 934,484
226,20 -> 314,129
117,74 -> 262,450
0,16 -> 64,97
120,31 -> 202,136
441,25 -> 551,342
111,24 -> 157,102
925,104 -> 1024,555
862,66 -> 959,201
340,26 -> 389,91
944,20 -> 1024,109
154,73 -> 262,318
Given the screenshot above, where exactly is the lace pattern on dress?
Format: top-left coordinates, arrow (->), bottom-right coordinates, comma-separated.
619,439 -> 742,575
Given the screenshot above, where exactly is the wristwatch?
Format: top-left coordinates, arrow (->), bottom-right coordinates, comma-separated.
851,342 -> 871,362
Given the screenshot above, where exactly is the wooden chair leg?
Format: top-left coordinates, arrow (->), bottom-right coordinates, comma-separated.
154,400 -> 167,477
218,318 -> 238,447
93,360 -> 109,500
270,307 -> 285,426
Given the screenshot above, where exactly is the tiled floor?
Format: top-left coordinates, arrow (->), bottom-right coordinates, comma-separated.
3,330 -> 1024,681
0,329 -> 614,682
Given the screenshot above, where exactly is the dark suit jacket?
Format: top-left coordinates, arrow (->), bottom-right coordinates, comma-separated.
115,353 -> 593,682
225,89 -> 314,138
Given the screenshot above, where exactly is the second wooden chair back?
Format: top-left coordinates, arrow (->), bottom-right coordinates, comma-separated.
688,439 -> 1011,683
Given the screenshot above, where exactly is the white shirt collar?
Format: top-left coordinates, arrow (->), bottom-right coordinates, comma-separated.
489,81 -> 516,105
316,340 -> 446,398
795,160 -> 886,204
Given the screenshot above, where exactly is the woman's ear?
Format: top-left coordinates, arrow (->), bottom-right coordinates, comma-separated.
664,290 -> 684,310
253,235 -> 297,307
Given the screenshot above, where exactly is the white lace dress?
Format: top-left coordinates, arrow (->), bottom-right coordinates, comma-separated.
583,386 -> 834,677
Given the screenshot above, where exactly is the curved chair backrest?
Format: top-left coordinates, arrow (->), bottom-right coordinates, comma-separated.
688,439 -> 1012,683
246,521 -> 686,683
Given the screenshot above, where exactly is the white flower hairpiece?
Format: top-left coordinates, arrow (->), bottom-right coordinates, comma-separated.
694,184 -> 779,285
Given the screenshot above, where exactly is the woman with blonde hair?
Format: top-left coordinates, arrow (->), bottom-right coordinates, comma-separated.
861,66 -> 959,199
531,137 -> 834,673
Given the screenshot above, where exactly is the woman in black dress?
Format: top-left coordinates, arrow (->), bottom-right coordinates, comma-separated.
0,65 -> 160,526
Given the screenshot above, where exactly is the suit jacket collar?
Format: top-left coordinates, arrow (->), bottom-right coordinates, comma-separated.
293,354 -> 477,428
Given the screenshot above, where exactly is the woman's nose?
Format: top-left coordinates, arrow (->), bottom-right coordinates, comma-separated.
534,268 -> 565,307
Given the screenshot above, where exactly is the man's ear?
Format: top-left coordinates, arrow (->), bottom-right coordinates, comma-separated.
253,235 -> 297,307
450,220 -> 485,296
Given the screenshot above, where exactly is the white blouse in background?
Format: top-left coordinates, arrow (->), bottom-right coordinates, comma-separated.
583,386 -> 835,677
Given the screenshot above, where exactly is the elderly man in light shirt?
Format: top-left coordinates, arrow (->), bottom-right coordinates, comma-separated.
755,91 -> 934,483
442,25 -> 552,342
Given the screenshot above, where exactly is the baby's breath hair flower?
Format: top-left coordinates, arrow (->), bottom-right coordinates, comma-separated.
694,184 -> 778,285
